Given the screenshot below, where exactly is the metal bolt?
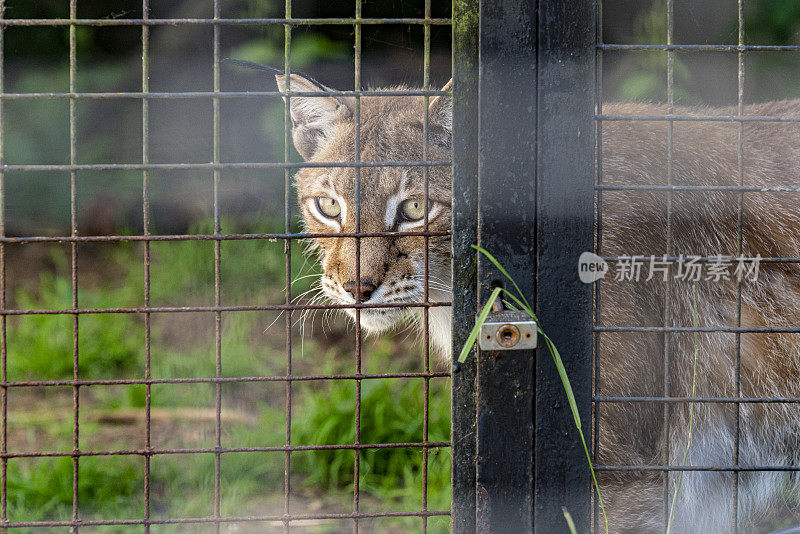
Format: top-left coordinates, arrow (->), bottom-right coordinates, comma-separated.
495,324 -> 520,348
478,311 -> 537,351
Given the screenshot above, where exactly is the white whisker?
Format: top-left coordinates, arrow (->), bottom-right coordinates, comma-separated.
291,272 -> 322,286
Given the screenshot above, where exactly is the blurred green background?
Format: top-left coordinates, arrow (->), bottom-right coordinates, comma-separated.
2,0 -> 799,532
3,0 -> 451,237
603,0 -> 800,105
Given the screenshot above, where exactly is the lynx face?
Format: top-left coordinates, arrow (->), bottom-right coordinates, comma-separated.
277,74 -> 453,354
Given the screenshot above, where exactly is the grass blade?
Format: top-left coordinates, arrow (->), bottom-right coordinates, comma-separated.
665,284 -> 700,534
499,288 -> 531,315
544,330 -> 607,533
562,507 -> 578,534
456,286 -> 502,363
472,245 -> 533,311
543,334 -> 580,428
459,247 -> 609,533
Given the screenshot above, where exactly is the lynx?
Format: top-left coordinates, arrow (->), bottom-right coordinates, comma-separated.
276,72 -> 800,533
276,74 -> 454,356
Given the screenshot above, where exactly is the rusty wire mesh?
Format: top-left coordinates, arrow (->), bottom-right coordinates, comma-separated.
594,1 -> 800,532
0,1 -> 452,532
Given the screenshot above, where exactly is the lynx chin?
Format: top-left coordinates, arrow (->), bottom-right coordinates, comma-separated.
277,72 -> 800,534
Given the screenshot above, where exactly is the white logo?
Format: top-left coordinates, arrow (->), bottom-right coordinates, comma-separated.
578,252 -> 761,283
578,252 -> 609,284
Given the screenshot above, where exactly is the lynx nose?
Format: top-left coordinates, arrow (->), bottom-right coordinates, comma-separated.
343,279 -> 377,302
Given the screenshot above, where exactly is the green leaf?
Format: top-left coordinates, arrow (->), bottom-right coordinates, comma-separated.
562,507 -> 578,534
471,245 -> 532,311
459,246 -> 609,533
456,286 -> 502,363
544,334 -> 581,430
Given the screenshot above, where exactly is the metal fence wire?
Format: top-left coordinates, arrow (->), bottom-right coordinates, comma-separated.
0,1 -> 451,532
594,1 -> 800,533
5,1 -> 800,533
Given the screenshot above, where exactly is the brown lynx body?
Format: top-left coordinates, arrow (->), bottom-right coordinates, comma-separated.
277,73 -> 800,532
599,101 -> 800,533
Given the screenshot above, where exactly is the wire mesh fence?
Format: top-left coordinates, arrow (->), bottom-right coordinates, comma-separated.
595,1 -> 800,532
0,1 -> 451,532
6,0 -> 800,532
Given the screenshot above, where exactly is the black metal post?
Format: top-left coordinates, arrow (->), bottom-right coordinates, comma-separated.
452,0 -> 595,532
534,0 -> 595,531
451,0 -> 480,532
473,0 -> 538,532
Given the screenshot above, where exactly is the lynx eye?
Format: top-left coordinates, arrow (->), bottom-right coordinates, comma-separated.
315,197 -> 341,219
399,198 -> 426,222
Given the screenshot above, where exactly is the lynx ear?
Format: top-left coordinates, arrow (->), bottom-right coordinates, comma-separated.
275,74 -> 354,160
424,79 -> 452,149
428,79 -> 452,131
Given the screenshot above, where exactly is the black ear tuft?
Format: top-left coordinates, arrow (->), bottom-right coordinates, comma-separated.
224,58 -> 284,75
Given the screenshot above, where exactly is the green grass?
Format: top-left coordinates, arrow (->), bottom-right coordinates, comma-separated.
9,278 -> 143,381
290,342 -> 451,532
665,285 -> 700,534
6,220 -> 449,532
7,455 -> 142,526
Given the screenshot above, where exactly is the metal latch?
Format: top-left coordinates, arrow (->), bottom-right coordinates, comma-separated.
478,310 -> 538,351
